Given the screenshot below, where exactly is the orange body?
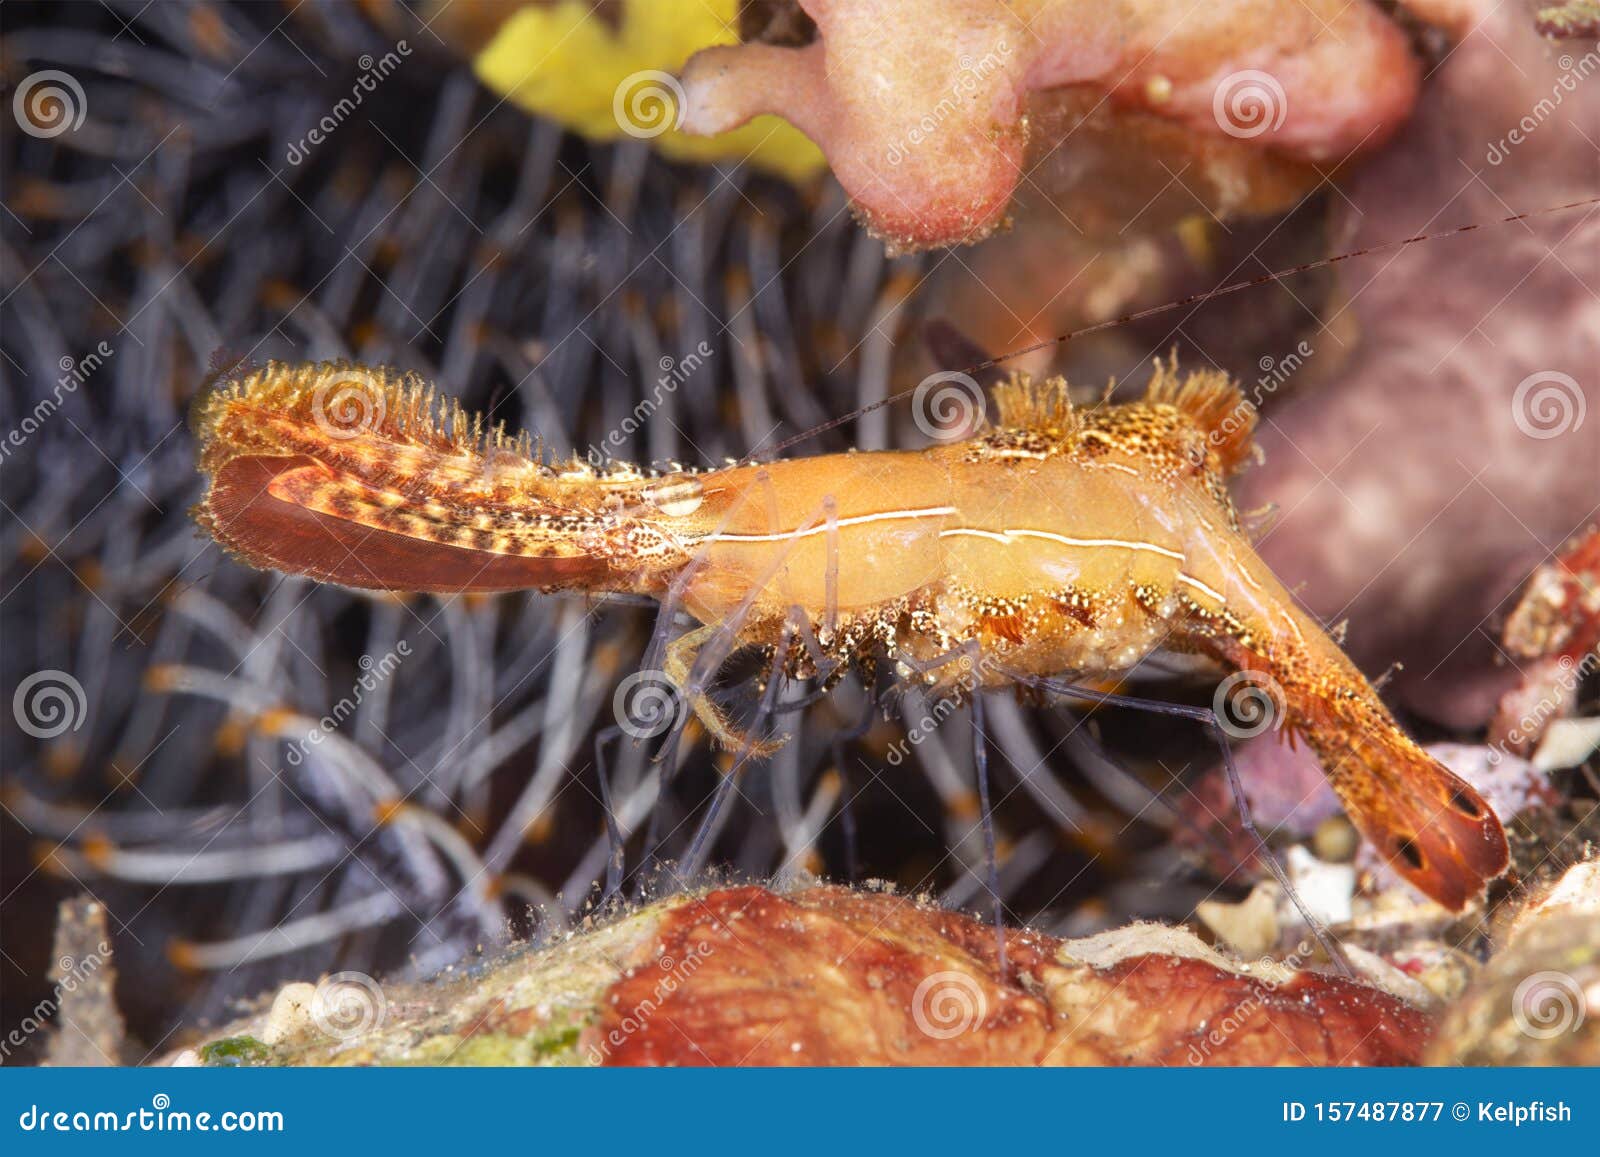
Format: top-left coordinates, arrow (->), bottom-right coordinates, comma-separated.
191,359 -> 1509,910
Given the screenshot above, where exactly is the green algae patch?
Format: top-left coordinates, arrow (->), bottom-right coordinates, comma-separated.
170,896 -> 685,1067
400,1022 -> 588,1067
199,1035 -> 272,1067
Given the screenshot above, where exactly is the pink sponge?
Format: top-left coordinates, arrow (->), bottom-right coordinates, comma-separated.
680,0 -> 1420,252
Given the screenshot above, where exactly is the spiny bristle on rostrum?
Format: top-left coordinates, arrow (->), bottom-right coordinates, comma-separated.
193,359 -> 744,487
192,359 -> 544,464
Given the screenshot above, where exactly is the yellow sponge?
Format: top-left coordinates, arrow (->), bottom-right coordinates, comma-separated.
472,0 -> 825,184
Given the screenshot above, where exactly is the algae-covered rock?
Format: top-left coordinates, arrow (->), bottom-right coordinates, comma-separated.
167,898 -> 678,1067
165,885 -> 1429,1067
133,864 -> 1600,1066
1429,862 -> 1600,1065
41,898 -> 125,1067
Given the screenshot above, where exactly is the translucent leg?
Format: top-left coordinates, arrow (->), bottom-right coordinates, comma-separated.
970,690 -> 1008,977
680,626 -> 795,878
828,687 -> 878,883
650,480 -> 852,771
1011,673 -> 1352,974
592,725 -> 628,903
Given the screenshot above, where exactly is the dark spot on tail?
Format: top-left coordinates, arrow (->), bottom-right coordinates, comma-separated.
1394,837 -> 1424,871
1449,789 -> 1483,818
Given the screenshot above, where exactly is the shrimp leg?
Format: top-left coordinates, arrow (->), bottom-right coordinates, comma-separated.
592,726 -> 629,903
1012,673 -> 1353,974
971,689 -> 1008,977
829,689 -> 878,882
680,623 -> 797,878
664,622 -> 781,754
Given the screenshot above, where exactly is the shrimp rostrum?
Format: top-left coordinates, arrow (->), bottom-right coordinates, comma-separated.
190,359 -> 1510,910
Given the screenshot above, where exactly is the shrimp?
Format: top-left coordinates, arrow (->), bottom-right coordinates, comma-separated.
190,354 -> 1509,911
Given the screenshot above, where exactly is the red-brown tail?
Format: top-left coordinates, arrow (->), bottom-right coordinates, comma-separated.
1203,597 -> 1508,910
1289,683 -> 1509,910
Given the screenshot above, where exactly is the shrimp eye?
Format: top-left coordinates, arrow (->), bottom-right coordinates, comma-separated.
643,479 -> 705,518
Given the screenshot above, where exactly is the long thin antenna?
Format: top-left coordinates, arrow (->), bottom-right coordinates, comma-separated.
745,196 -> 1600,464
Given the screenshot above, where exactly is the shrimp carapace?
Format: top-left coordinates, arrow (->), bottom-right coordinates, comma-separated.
190,357 -> 1509,910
